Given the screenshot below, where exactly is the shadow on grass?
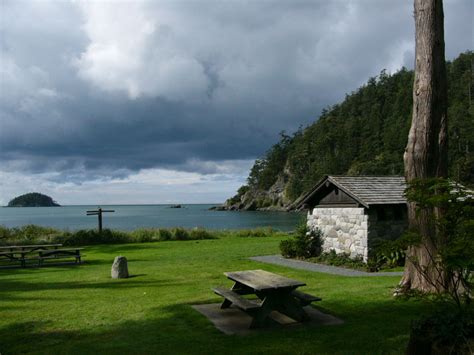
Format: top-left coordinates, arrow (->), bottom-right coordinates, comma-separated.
128,273 -> 146,278
87,243 -> 160,253
83,258 -> 150,266
0,298 -> 430,354
0,278 -> 176,303
0,261 -> 85,270
0,257 -> 151,271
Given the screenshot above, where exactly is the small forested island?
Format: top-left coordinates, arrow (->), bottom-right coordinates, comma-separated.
7,193 -> 61,207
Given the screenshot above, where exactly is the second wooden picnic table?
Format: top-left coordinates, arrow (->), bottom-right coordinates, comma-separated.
213,269 -> 321,328
0,244 -> 83,267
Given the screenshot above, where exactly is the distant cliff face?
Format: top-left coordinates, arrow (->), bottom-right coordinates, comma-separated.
7,193 -> 60,207
224,168 -> 292,211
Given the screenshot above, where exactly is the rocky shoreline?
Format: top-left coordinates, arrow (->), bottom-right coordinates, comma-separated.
209,204 -> 291,212
211,169 -> 304,212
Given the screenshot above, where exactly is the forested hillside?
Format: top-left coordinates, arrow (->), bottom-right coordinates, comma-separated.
225,51 -> 473,211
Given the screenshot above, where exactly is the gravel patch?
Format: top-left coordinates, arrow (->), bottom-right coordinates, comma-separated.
250,255 -> 403,277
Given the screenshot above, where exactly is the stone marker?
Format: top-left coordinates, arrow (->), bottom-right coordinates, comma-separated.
111,256 -> 129,279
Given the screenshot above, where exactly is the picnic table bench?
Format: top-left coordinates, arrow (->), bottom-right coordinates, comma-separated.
0,244 -> 63,252
37,248 -> 84,266
213,269 -> 321,328
0,244 -> 83,267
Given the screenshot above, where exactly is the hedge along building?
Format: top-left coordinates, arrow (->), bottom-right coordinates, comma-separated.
297,176 -> 408,262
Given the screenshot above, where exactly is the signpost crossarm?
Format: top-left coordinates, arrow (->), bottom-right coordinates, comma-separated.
86,207 -> 115,233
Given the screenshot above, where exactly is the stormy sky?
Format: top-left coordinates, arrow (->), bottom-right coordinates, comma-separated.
0,0 -> 472,205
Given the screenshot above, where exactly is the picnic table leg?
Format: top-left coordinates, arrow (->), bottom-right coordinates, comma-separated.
38,251 -> 43,267
220,299 -> 232,309
249,297 -> 274,328
220,282 -> 247,309
75,250 -> 81,264
275,293 -> 310,322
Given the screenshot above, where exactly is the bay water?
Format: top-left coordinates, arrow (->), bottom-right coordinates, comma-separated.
0,205 -> 304,231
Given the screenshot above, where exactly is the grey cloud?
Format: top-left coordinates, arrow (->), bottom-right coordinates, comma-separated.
0,0 -> 472,184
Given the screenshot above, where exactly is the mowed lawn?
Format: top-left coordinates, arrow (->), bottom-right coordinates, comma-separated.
0,236 -> 428,354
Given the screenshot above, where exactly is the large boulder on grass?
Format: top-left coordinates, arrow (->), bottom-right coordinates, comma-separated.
111,256 -> 129,279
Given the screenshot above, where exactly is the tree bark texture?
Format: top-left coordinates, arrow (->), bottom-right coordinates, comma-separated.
400,0 -> 448,292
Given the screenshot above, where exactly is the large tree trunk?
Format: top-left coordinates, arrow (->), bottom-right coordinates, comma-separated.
399,0 -> 448,293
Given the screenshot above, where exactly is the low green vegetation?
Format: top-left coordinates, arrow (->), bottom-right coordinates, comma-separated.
401,178 -> 474,352
279,221 -> 322,258
307,251 -> 367,271
0,225 -> 284,246
1,233 -> 432,354
369,238 -> 408,271
279,222 -> 402,272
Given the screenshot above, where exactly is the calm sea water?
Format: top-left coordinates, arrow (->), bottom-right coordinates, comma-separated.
0,205 -> 304,231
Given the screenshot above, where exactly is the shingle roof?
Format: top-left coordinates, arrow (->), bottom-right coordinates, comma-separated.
298,175 -> 407,208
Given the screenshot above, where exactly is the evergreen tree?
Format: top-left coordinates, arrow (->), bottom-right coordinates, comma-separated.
227,51 -> 473,209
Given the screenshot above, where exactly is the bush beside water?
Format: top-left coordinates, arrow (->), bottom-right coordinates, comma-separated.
279,221 -> 407,272
0,224 -> 282,246
307,250 -> 367,271
279,222 -> 323,258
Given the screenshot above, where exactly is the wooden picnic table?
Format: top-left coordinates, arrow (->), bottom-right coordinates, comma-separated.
213,269 -> 321,328
0,245 -> 83,267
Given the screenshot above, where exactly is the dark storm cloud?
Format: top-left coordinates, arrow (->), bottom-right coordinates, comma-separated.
1,0 -> 472,183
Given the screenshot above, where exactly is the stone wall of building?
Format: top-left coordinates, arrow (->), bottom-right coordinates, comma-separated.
306,207 -> 368,261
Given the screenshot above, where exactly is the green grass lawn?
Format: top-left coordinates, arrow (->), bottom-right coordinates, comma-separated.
0,235 -> 429,354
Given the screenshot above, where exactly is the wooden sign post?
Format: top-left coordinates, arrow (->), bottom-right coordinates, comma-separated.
86,207 -> 115,232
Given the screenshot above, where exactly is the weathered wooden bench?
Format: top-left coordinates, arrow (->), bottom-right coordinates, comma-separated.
291,290 -> 322,306
213,286 -> 261,312
37,248 -> 84,266
0,244 -> 62,252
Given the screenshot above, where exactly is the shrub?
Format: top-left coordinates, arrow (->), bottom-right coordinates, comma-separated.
407,305 -> 474,354
18,224 -> 58,239
59,229 -> 95,245
0,225 -> 12,241
0,225 -> 64,245
310,250 -> 366,270
61,229 -> 130,246
189,228 -> 215,240
279,221 -> 323,258
0,225 -> 216,246
172,227 -> 190,241
279,239 -> 297,258
370,238 -> 407,270
401,178 -> 474,353
131,229 -> 160,243
235,227 -> 276,238
158,229 -> 172,241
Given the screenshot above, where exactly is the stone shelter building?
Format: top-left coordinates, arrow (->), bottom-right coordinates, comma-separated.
298,176 -> 408,262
